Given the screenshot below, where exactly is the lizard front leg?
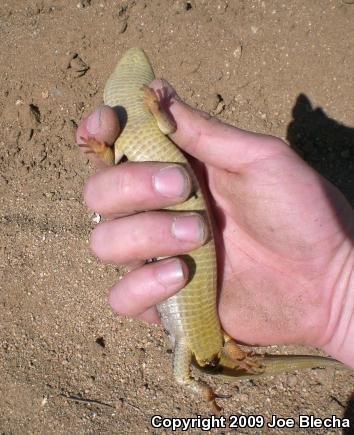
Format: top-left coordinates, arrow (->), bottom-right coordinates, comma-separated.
142,85 -> 177,135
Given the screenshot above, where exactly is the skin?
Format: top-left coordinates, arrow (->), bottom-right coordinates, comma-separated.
77,80 -> 354,369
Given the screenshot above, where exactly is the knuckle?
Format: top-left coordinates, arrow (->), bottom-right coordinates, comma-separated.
265,136 -> 288,152
115,279 -> 143,316
113,164 -> 135,197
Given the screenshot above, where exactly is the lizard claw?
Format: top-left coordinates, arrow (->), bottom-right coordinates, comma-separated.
79,136 -> 115,166
221,337 -> 265,374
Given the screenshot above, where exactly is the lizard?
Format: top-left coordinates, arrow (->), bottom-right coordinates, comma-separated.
81,47 -> 345,413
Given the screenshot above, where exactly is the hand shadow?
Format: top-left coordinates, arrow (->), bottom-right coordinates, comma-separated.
287,94 -> 354,206
287,94 -> 354,245
287,95 -> 354,427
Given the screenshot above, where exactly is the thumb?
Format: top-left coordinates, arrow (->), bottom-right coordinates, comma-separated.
150,79 -> 284,172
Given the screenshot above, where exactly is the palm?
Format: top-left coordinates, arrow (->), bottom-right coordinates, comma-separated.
79,95 -> 353,366
200,150 -> 349,347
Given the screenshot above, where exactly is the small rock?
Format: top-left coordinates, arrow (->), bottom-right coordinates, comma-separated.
186,1 -> 193,10
29,104 -> 41,122
173,0 -> 193,12
209,94 -> 225,115
117,3 -> 129,17
205,93 -> 220,111
77,0 -> 91,8
92,213 -> 101,224
49,87 -> 64,97
287,374 -> 298,387
18,104 -> 41,129
214,100 -> 225,115
238,393 -> 249,402
116,18 -> 128,34
233,44 -> 242,60
25,5 -> 42,17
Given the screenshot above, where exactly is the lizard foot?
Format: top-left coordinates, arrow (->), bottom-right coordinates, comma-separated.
174,339 -> 227,414
221,337 -> 265,374
79,136 -> 115,166
204,387 -> 222,414
202,384 -> 233,414
142,85 -> 177,135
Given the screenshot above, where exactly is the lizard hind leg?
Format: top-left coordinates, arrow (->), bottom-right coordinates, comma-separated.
173,339 -> 223,414
220,333 -> 265,374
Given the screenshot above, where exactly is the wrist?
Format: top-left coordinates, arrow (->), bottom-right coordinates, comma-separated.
320,241 -> 354,368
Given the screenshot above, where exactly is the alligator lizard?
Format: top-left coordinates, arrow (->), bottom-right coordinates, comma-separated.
82,48 -> 344,412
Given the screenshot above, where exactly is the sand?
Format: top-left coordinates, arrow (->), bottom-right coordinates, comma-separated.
0,1 -> 353,433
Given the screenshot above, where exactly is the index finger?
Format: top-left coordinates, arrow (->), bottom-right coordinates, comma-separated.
150,80 -> 290,172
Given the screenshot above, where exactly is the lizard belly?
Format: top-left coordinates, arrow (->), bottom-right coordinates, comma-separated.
103,47 -> 223,363
157,239 -> 223,363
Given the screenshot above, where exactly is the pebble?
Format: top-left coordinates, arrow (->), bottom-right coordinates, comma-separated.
173,0 -> 193,12
50,88 -> 64,97
238,393 -> 249,402
214,100 -> 225,115
18,103 -> 41,129
233,44 -> 242,60
205,93 -> 220,111
92,213 -> 101,224
287,374 -> 298,387
116,18 -> 128,34
77,0 -> 91,8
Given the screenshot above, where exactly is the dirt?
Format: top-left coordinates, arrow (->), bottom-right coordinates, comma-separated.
0,0 -> 353,434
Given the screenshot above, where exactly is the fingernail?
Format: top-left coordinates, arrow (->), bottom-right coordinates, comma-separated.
172,214 -> 205,243
153,165 -> 190,198
87,108 -> 102,134
155,259 -> 185,287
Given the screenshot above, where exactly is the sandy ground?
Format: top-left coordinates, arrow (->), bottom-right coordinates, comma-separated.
0,0 -> 353,434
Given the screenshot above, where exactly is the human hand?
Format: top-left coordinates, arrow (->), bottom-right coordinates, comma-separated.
77,80 -> 354,368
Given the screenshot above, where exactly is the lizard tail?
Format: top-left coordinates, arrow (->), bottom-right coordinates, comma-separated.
195,354 -> 346,381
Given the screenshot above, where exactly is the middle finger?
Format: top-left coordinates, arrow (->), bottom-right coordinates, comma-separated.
90,211 -> 209,264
